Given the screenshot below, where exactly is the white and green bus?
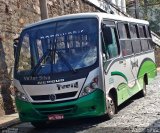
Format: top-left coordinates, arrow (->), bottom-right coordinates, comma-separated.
14,13 -> 157,127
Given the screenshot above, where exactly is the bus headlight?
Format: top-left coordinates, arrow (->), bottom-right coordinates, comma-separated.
80,77 -> 98,97
14,87 -> 28,102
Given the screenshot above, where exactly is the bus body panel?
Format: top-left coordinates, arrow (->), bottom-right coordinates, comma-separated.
15,89 -> 105,122
104,51 -> 156,105
21,78 -> 85,103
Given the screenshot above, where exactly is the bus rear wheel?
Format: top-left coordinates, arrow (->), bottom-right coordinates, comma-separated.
139,80 -> 147,97
107,95 -> 116,119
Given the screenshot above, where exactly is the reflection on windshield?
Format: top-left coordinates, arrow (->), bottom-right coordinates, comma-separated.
17,18 -> 98,75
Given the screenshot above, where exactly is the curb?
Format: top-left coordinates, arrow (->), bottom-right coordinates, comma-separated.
0,118 -> 21,130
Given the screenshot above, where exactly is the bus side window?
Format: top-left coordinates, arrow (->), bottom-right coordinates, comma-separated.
118,22 -> 133,56
145,25 -> 153,50
139,25 -> 149,51
102,23 -> 119,59
129,24 -> 141,54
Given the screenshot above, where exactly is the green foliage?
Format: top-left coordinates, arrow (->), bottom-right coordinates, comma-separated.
127,0 -> 160,34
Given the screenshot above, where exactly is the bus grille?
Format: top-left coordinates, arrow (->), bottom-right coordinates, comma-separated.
35,105 -> 76,115
31,91 -> 77,101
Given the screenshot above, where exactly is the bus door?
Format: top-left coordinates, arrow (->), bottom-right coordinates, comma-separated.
101,21 -> 120,91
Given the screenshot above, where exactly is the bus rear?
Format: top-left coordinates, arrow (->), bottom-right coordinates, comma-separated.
14,16 -> 106,127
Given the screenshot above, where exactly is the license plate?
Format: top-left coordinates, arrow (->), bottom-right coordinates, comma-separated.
48,114 -> 64,120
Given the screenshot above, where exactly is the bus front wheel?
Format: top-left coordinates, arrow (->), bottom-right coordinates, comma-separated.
106,95 -> 116,119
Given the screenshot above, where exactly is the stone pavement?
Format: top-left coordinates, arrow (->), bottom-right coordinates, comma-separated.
0,113 -> 20,130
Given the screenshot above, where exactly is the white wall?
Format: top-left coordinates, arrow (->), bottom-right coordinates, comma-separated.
86,0 -> 126,13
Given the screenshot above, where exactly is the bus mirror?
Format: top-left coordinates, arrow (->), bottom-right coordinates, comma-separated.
13,37 -> 19,58
102,25 -> 113,45
103,53 -> 107,63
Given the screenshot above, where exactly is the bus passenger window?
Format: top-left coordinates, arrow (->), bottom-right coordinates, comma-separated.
145,25 -> 153,50
102,25 -> 119,59
118,22 -> 133,56
130,24 -> 141,54
139,25 -> 149,51
118,23 -> 130,39
121,40 -> 133,56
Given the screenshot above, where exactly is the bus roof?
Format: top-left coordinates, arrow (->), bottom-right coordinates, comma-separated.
24,12 -> 149,30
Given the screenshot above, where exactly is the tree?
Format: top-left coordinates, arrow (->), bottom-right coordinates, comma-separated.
127,0 -> 160,34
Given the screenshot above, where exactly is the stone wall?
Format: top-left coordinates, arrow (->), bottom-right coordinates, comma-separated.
0,0 -> 40,115
47,0 -> 98,17
0,0 -> 40,68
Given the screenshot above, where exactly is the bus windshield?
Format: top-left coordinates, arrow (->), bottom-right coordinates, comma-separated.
16,18 -> 98,76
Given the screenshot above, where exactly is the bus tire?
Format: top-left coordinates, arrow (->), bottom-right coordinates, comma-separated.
31,121 -> 47,128
107,95 -> 116,119
139,80 -> 147,97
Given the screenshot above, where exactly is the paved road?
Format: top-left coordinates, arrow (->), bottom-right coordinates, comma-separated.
9,74 -> 160,133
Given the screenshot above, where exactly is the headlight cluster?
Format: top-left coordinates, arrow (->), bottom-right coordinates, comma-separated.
14,86 -> 28,102
80,77 -> 98,97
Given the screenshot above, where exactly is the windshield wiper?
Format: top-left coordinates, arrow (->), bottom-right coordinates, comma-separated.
56,51 -> 77,73
31,49 -> 76,76
31,49 -> 51,76
50,36 -> 76,74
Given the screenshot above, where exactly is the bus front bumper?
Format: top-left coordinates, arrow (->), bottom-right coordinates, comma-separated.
15,89 -> 106,122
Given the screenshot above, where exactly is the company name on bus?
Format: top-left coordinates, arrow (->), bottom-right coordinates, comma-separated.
37,79 -> 65,85
24,76 -> 51,81
23,76 -> 65,85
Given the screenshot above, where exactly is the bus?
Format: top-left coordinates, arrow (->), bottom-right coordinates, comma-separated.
13,13 -> 157,128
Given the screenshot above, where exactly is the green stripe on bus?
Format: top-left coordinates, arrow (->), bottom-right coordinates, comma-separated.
111,71 -> 128,82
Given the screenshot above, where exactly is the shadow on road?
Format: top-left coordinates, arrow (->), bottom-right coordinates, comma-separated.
17,116 -> 108,133
142,119 -> 160,133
